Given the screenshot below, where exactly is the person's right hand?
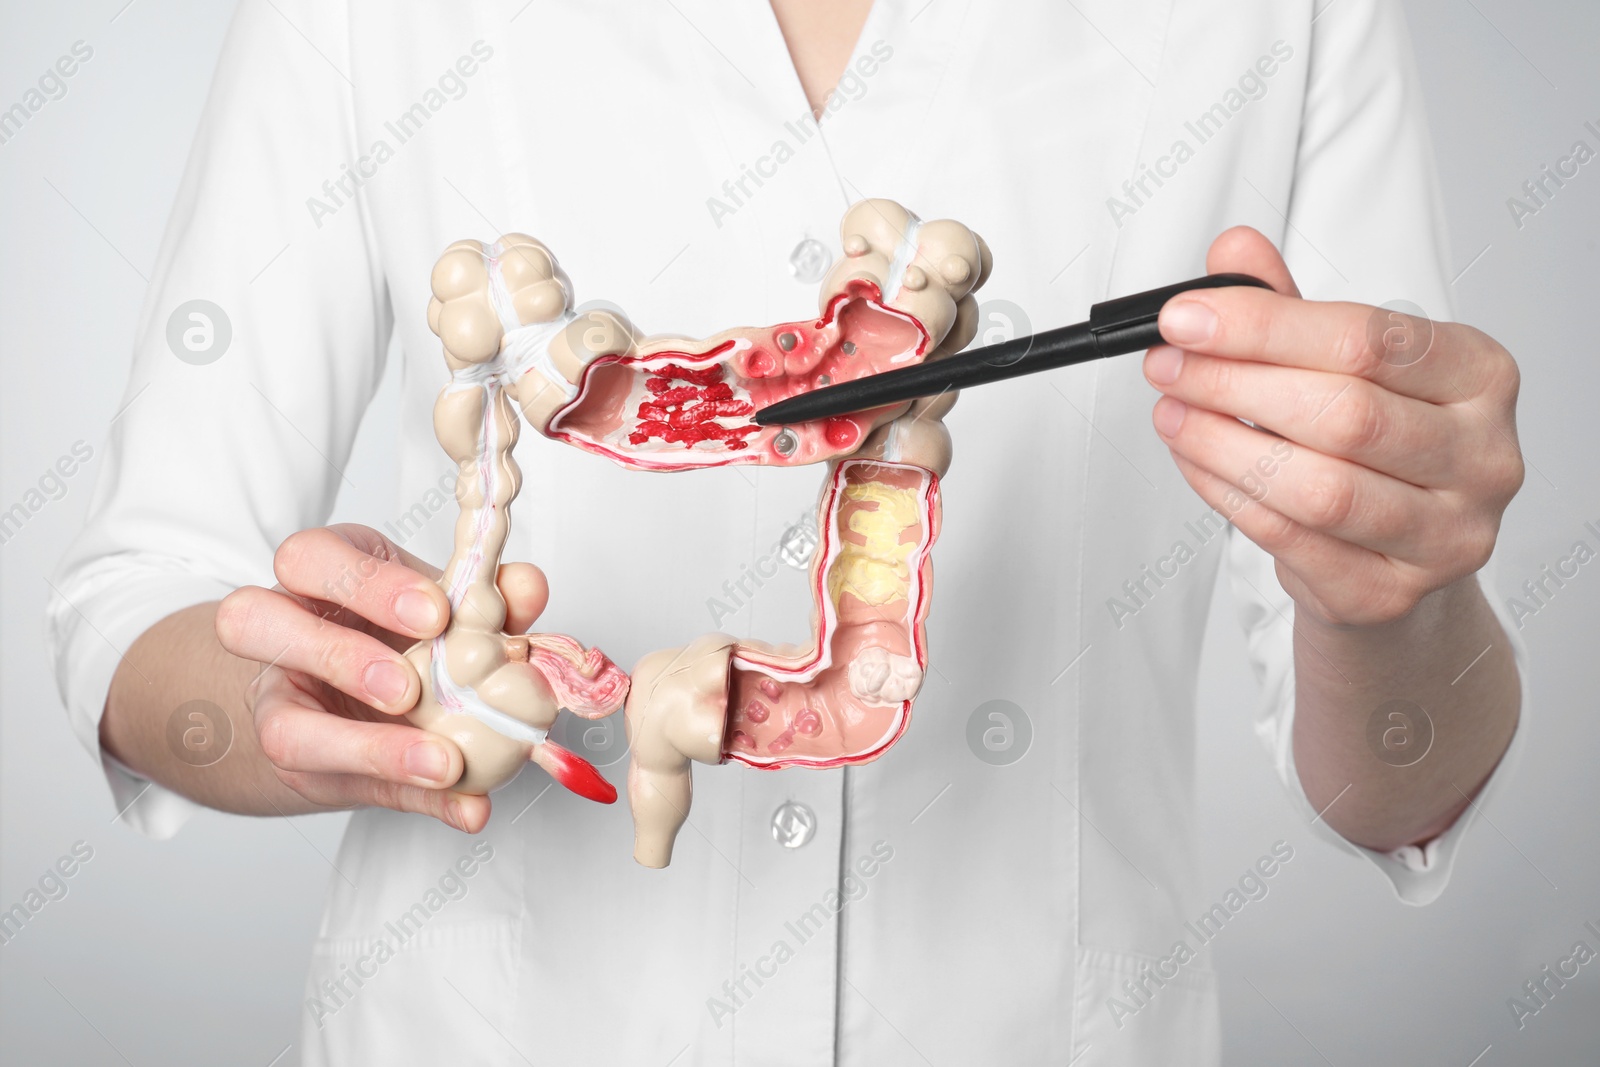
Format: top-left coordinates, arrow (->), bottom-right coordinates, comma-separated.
215,523 -> 550,832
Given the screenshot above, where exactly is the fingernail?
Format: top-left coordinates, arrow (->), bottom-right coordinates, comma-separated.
404,741 -> 450,783
1144,345 -> 1184,385
1153,396 -> 1188,438
364,660 -> 410,706
448,800 -> 467,831
1161,300 -> 1217,346
395,590 -> 441,634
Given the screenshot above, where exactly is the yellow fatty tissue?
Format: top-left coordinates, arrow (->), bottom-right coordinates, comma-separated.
827,482 -> 921,606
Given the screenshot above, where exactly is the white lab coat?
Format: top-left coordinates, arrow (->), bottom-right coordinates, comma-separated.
48,1 -> 1529,1064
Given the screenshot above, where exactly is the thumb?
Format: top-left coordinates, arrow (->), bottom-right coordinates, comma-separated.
1205,225 -> 1300,298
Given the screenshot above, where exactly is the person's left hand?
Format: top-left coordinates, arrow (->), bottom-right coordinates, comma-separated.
1144,226 -> 1525,627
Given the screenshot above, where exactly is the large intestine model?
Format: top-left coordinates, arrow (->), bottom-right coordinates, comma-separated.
406,200 -> 990,866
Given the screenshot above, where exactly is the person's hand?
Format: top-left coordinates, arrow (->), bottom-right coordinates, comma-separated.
1144,227 -> 1524,627
215,523 -> 550,831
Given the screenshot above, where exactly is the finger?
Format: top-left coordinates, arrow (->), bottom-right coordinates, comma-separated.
1165,451 -> 1423,627
277,768 -> 491,833
1143,346 -> 1460,487
1205,225 -> 1301,297
325,522 -> 445,581
499,562 -> 551,636
274,526 -> 449,640
1163,448 -> 1355,585
248,667 -> 490,830
217,585 -> 422,713
1158,286 -> 1494,405
254,689 -> 464,788
1164,447 -> 1427,627
1152,397 -> 1444,557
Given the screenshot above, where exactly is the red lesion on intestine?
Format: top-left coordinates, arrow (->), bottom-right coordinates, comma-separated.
626,363 -> 761,450
546,281 -> 928,469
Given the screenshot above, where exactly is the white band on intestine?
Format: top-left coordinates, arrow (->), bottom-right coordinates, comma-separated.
478,241 -> 579,397
484,247 -> 525,335
430,642 -> 550,746
433,249 -> 585,747
881,213 -> 924,305
500,312 -> 577,395
428,377 -> 553,747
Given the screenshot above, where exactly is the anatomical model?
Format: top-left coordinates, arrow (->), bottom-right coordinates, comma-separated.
400,289 -> 631,800
411,199 -> 990,866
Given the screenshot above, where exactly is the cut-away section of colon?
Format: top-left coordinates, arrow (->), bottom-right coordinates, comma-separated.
410,198 -> 991,866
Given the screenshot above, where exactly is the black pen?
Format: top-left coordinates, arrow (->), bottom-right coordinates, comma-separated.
753,273 -> 1271,427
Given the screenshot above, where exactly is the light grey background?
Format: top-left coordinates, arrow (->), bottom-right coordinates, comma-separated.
1,2 -> 1594,1064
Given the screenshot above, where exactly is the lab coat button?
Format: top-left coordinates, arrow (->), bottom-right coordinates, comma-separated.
770,800 -> 817,848
789,239 -> 831,284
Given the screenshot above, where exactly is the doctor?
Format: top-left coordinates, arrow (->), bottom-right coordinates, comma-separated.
49,1 -> 1526,1063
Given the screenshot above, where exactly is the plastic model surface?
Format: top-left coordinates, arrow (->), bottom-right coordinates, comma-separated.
412,200 -> 990,865
400,283 -> 630,801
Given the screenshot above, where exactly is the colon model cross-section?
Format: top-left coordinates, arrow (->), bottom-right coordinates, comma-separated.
410,199 -> 991,867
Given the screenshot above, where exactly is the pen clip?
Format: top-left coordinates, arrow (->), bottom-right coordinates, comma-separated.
1088,272 -> 1271,354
